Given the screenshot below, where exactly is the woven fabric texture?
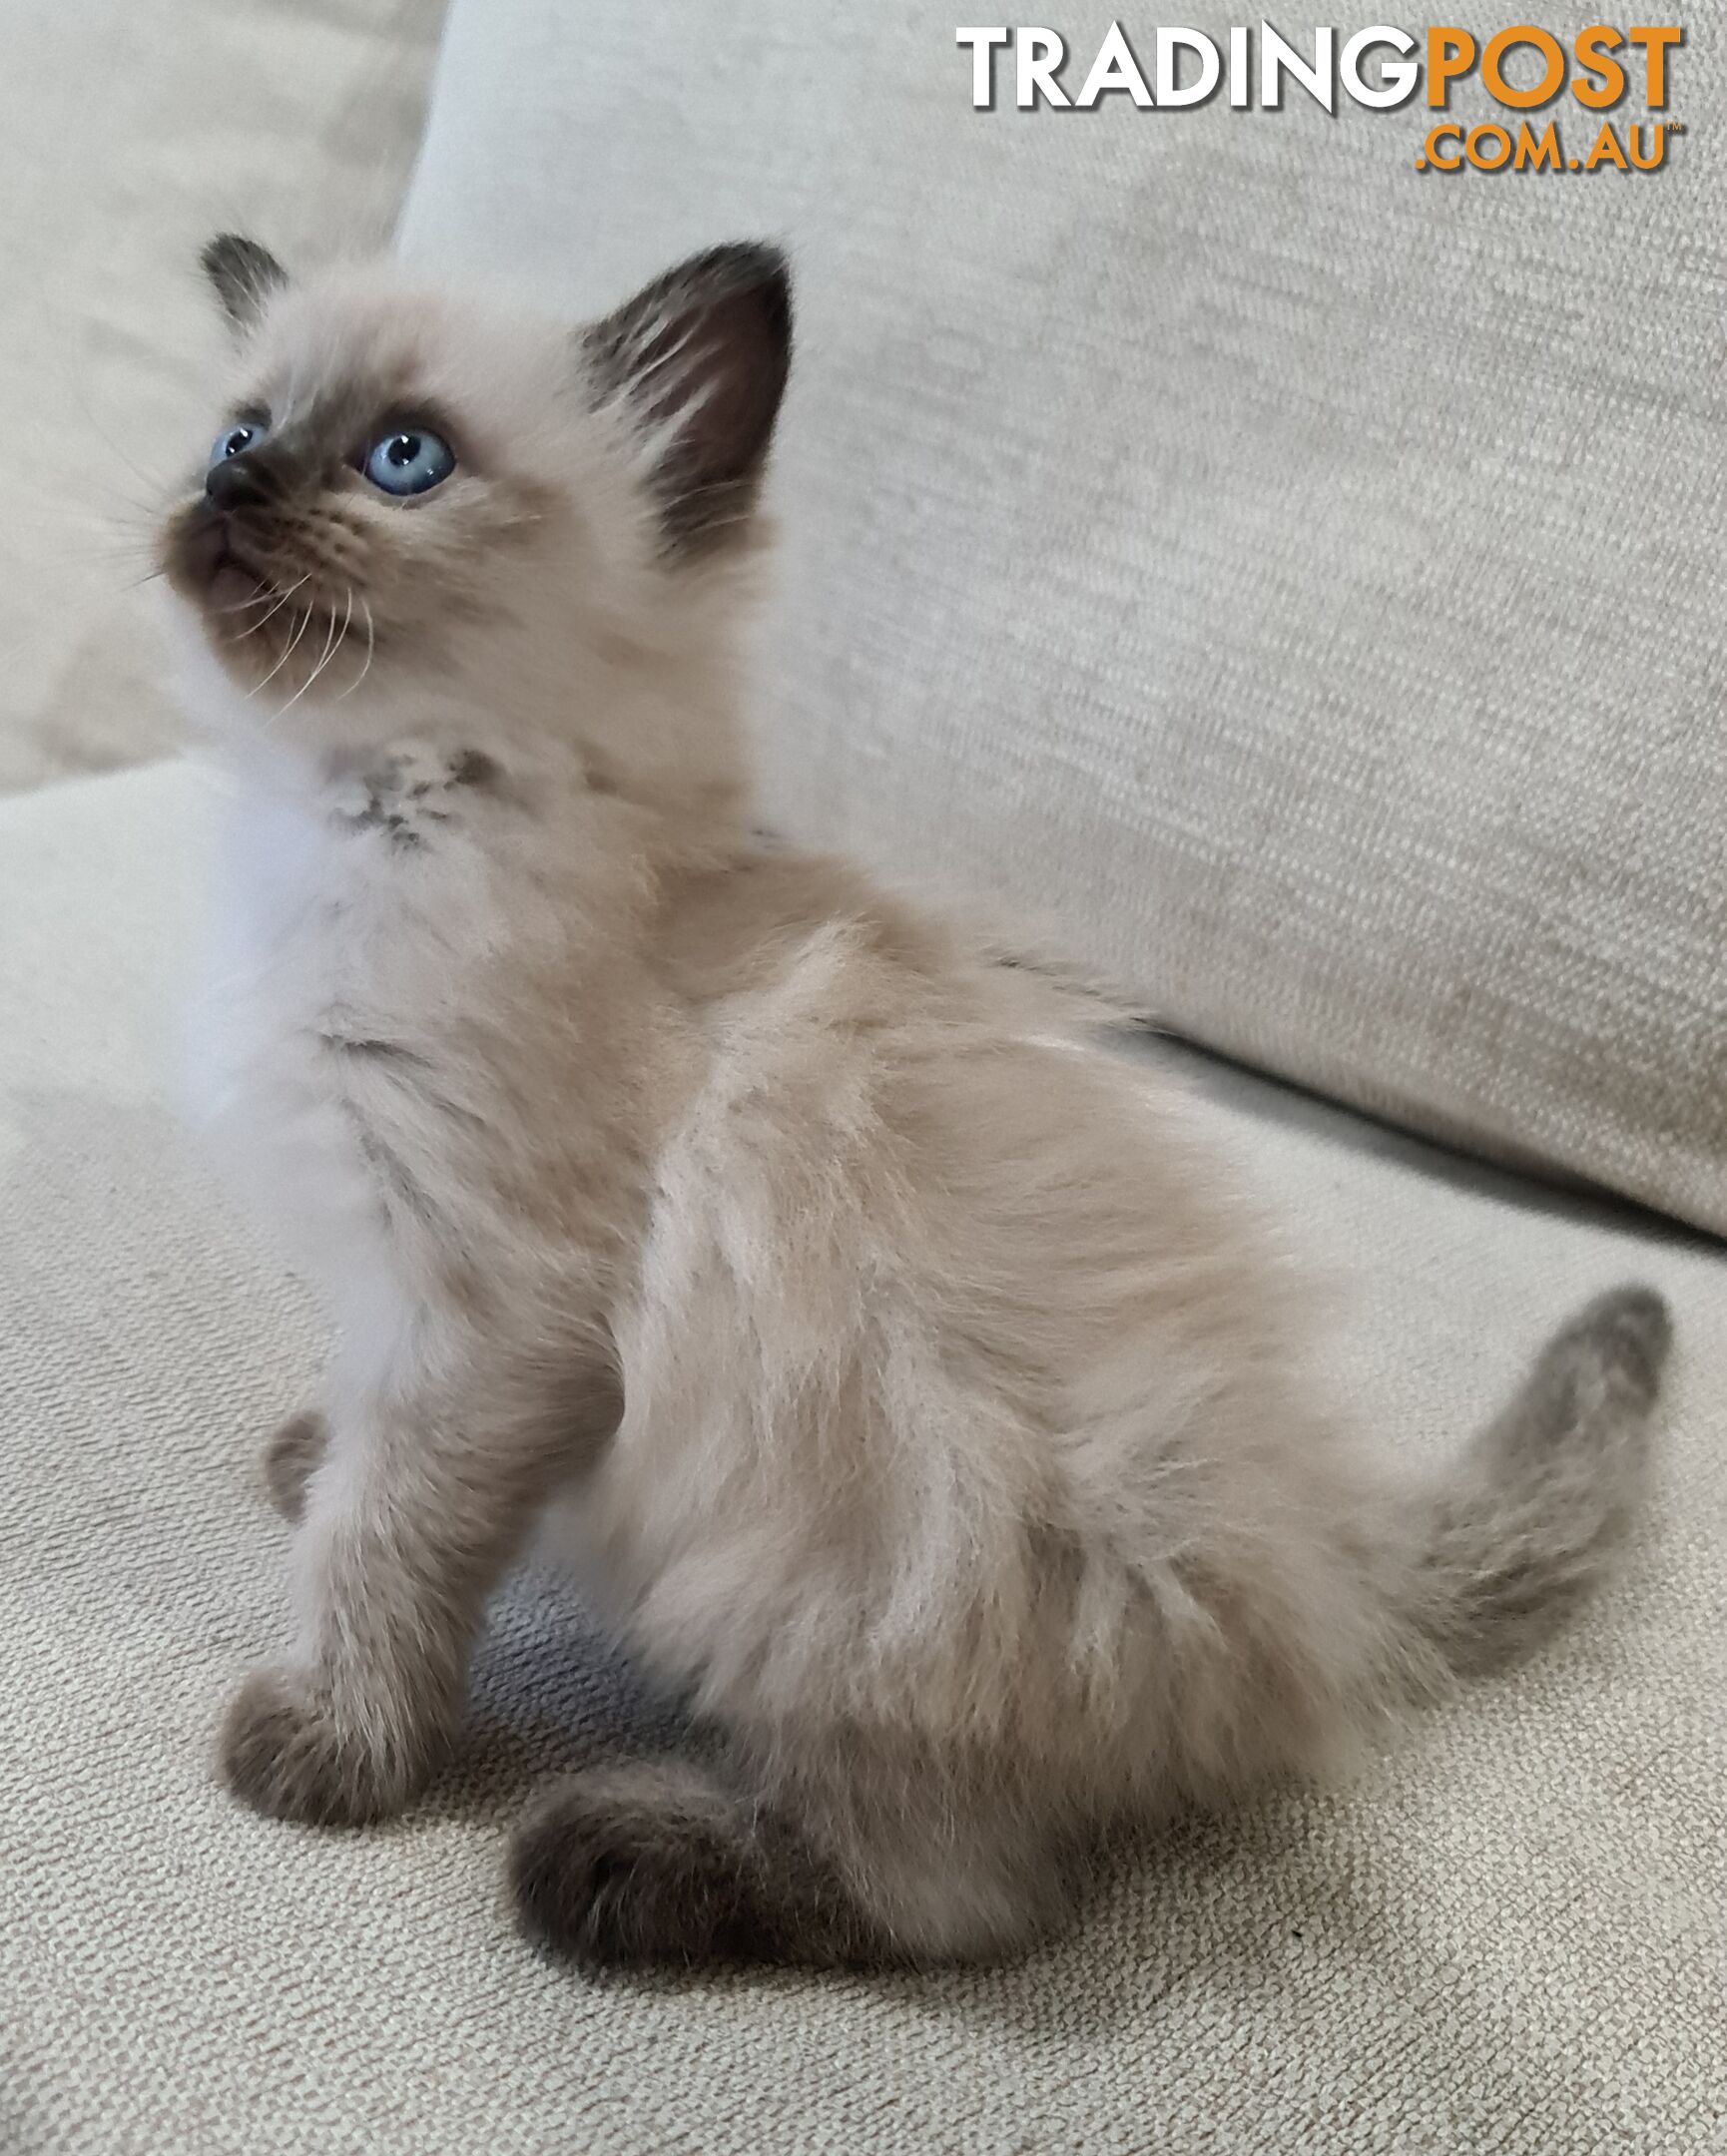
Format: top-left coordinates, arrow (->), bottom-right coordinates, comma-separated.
3,762 -> 1722,2155
399,0 -> 1727,1233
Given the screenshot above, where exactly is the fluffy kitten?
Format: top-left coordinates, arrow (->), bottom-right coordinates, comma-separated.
160,234 -> 1670,1969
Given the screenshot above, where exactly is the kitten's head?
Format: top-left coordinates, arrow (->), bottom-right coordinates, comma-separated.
159,237 -> 792,751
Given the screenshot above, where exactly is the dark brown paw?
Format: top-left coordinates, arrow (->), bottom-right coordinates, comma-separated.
220,1668 -> 420,1828
262,1409 -> 329,1523
509,1761 -> 786,1969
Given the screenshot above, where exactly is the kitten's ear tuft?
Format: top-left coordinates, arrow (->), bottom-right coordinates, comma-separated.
201,234 -> 288,333
583,242 -> 793,558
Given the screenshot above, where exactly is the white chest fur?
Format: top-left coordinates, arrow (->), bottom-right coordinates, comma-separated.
188,742 -> 505,1307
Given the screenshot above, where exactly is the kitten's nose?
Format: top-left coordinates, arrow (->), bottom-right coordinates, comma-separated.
205,451 -> 273,510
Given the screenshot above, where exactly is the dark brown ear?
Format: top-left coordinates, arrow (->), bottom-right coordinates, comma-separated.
201,234 -> 288,332
584,242 -> 793,557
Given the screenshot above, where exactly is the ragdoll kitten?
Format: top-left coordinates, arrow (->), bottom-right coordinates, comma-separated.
160,233 -> 1670,1969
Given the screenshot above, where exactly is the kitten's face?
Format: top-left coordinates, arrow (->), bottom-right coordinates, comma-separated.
160,240 -> 791,720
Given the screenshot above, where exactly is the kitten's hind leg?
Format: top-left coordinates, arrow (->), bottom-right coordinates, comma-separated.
262,1408 -> 328,1523
509,1742 -> 1074,1971
509,1757 -> 881,1970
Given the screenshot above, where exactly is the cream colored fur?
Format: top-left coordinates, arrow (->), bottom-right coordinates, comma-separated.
161,243 -> 1669,1968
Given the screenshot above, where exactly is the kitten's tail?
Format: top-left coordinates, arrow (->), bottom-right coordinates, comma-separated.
1408,1284 -> 1671,1678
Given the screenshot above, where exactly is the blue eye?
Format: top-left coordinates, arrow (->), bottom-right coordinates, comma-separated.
209,420 -> 266,469
363,427 -> 456,497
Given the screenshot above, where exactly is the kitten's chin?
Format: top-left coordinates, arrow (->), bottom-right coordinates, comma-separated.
158,513 -> 357,708
208,556 -> 269,614
162,504 -> 275,633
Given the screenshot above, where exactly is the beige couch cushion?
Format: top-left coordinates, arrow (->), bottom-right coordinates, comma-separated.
399,0 -> 1727,1235
4,761 -> 1723,2153
0,0 -> 444,797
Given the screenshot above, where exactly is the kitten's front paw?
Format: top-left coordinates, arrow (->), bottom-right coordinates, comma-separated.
220,1669 -> 422,1827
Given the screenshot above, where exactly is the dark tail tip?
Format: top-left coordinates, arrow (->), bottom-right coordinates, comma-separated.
1416,1283 -> 1672,1680
1545,1283 -> 1672,1407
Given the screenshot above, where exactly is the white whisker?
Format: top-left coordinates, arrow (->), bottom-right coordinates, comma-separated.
332,592 -> 375,703
246,576 -> 312,635
251,601 -> 315,698
274,596 -> 344,719
218,573 -> 307,622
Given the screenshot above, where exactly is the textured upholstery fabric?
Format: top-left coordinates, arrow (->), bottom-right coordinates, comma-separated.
399,0 -> 1727,1234
0,0 -> 444,796
3,762 -> 1723,2155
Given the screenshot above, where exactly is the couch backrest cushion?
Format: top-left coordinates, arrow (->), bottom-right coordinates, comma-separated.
400,2 -> 1727,1233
